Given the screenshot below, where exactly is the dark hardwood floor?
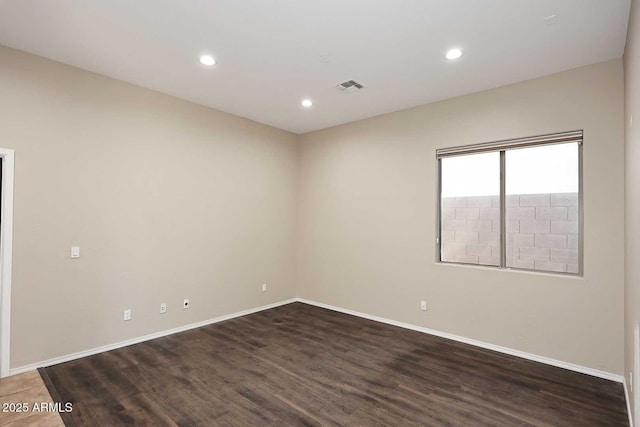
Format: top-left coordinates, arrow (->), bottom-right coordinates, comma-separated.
40,302 -> 628,426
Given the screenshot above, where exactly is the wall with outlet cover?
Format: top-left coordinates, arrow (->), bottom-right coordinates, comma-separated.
0,44 -> 299,368
297,59 -> 625,375
0,43 -> 627,379
625,0 -> 640,422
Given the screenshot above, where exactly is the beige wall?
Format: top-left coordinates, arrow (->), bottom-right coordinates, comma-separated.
298,60 -> 625,374
0,42 -> 627,378
0,45 -> 299,368
625,0 -> 640,422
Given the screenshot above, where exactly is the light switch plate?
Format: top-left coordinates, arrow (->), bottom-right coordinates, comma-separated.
71,246 -> 80,259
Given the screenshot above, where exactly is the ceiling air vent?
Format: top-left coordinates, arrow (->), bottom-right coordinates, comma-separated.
336,80 -> 365,93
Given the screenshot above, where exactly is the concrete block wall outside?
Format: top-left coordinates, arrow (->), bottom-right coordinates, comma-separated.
441,193 -> 579,273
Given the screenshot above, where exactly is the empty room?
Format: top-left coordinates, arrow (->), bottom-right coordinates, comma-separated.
0,0 -> 639,425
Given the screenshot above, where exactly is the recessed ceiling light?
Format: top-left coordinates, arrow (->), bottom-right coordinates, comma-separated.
445,48 -> 463,61
199,55 -> 216,66
301,99 -> 313,108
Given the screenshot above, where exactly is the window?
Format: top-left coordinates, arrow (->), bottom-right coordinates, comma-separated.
437,131 -> 582,275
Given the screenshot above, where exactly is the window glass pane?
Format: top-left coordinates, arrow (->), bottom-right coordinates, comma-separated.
505,142 -> 579,273
440,152 -> 500,266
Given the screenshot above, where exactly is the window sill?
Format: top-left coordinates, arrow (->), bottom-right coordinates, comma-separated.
434,261 -> 584,279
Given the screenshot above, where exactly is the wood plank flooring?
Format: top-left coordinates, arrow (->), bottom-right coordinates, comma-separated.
0,370 -> 64,426
40,302 -> 628,426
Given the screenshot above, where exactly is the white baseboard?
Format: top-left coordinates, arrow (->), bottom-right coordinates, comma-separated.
10,297 -> 625,390
9,298 -> 297,377
295,298 -> 624,384
624,379 -> 634,427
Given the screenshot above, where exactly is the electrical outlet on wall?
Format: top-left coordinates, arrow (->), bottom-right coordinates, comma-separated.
160,303 -> 167,314
183,298 -> 190,309
123,309 -> 131,321
420,301 -> 427,311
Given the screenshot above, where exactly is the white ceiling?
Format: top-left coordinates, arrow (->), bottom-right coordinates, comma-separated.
0,0 -> 631,134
